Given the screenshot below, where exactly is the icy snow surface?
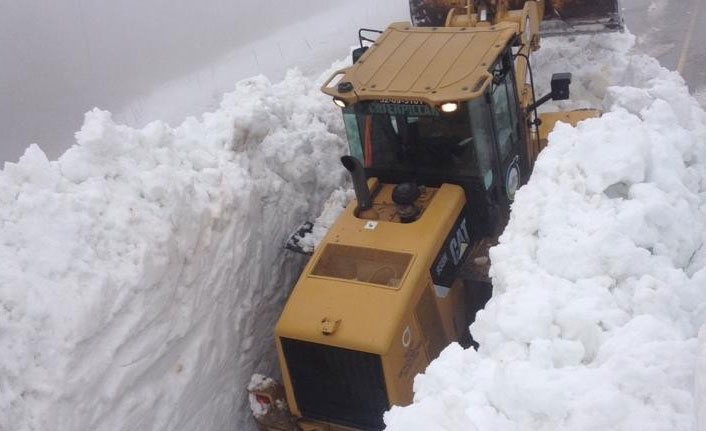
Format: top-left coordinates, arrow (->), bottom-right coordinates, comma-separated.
384,33 -> 706,431
0,68 -> 348,431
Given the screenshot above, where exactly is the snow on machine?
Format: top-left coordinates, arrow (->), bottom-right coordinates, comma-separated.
249,1 -> 618,430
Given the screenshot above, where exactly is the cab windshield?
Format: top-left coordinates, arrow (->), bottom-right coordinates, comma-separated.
342,99 -> 494,186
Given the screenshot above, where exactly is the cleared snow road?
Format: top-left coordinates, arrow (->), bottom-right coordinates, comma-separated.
624,0 -> 706,101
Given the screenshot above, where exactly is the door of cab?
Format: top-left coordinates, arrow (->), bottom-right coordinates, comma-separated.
488,53 -> 526,206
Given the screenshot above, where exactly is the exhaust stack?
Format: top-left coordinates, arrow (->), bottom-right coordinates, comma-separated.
341,156 -> 372,211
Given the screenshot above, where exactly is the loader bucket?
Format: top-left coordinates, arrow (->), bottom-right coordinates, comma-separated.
409,0 -> 463,27
541,0 -> 624,36
409,0 -> 624,35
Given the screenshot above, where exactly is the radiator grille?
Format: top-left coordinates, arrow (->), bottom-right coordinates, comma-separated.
281,338 -> 389,430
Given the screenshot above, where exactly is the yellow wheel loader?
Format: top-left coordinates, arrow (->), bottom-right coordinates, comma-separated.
249,1 -> 621,430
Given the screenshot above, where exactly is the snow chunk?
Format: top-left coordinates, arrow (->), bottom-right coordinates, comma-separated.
296,187 -> 355,253
248,374 -> 276,418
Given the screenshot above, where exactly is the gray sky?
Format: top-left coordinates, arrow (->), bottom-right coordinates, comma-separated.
0,0 -> 407,163
3,0 -> 704,164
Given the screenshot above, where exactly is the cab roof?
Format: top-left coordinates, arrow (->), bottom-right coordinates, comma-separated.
322,21 -> 518,106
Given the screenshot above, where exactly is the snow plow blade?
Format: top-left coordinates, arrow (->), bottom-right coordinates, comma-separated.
408,0 -> 464,27
409,0 -> 624,35
541,0 -> 624,36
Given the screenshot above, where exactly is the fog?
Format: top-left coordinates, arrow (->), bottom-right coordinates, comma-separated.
1,0 -> 408,163
8,0 -> 701,165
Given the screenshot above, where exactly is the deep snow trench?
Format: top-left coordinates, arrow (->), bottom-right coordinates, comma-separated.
1,30 -> 706,431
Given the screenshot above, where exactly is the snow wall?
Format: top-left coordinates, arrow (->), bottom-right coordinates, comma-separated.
384,33 -> 706,431
0,67 -> 350,430
3,27 -> 706,431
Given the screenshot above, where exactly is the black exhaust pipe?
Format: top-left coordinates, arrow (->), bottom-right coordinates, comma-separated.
340,156 -> 372,211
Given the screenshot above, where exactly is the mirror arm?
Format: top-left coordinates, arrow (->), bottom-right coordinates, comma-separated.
526,92 -> 553,112
526,72 -> 572,113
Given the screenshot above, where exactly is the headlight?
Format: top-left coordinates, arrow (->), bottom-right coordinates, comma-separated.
333,98 -> 347,108
440,102 -> 458,113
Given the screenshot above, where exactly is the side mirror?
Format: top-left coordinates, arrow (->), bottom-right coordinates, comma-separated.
551,72 -> 572,101
526,72 -> 572,112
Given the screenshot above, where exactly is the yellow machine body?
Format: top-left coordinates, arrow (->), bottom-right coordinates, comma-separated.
251,2 -> 609,430
276,181 -> 469,430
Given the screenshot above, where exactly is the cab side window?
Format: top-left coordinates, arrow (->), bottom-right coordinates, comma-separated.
491,73 -> 515,160
343,112 -> 364,162
468,98 -> 494,189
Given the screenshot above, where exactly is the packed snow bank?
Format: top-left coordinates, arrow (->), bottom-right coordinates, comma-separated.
696,87 -> 706,110
0,68 -> 348,431
384,33 -> 706,430
697,326 -> 706,431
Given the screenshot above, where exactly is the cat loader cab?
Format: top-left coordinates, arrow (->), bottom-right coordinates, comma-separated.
249,2 -> 603,430
322,20 -> 568,239
331,29 -> 528,239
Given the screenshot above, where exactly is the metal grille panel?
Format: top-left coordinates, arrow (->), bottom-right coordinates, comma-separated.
281,338 -> 389,431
